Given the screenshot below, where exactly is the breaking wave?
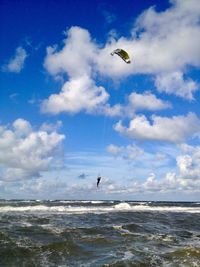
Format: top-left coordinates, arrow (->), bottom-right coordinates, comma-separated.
0,199 -> 200,267
0,202 -> 200,214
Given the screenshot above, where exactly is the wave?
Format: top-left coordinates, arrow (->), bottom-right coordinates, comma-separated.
114,202 -> 131,209
1,202 -> 200,214
58,200 -> 108,204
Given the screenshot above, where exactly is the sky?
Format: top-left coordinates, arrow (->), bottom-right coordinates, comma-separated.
0,0 -> 200,201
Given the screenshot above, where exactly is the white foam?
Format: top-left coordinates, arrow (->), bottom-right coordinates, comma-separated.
59,200 -> 105,204
91,201 -> 106,204
122,251 -> 134,261
41,224 -> 63,234
129,205 -> 200,213
113,224 -> 138,235
19,222 -> 33,227
113,225 -> 123,230
0,203 -> 200,214
147,233 -> 175,242
114,202 -> 131,209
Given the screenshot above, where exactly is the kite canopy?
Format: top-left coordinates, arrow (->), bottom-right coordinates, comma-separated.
111,49 -> 131,64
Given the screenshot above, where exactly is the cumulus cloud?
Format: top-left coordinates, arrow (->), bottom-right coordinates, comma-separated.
0,119 -> 65,181
2,144 -> 199,197
107,144 -> 143,160
2,46 -> 28,73
138,171 -> 200,194
42,0 -> 200,117
104,170 -> 200,195
42,27 -> 111,115
13,118 -> 32,136
107,144 -> 122,155
114,112 -> 200,143
97,0 -> 200,77
127,91 -> 171,112
106,142 -> 200,195
100,91 -> 171,117
176,144 -> 200,179
44,26 -> 97,78
97,0 -> 200,106
40,120 -> 63,133
41,75 -> 109,114
144,170 -> 200,193
57,169 -> 200,197
155,71 -> 199,100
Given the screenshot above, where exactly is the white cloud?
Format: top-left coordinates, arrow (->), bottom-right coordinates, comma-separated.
44,26 -> 97,78
18,178 -> 67,196
127,91 -> 171,112
102,103 -> 123,117
16,167 -> 200,198
114,112 -> 200,143
156,171 -> 200,193
107,144 -> 144,160
107,144 -> 122,155
2,145 -> 200,198
0,119 -> 65,181
143,173 -> 159,191
57,169 -> 200,197
105,143 -> 200,195
40,120 -> 63,132
155,71 -> 199,100
102,91 -> 171,117
106,143 -> 177,185
176,144 -> 200,179
13,118 -> 32,137
139,171 -> 200,194
2,46 -> 28,73
177,155 -> 193,174
42,27 -> 110,115
41,75 -> 109,114
97,0 -> 200,78
42,0 -> 200,116
105,170 -> 200,195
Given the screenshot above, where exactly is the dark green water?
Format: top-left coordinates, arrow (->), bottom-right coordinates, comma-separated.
0,200 -> 200,266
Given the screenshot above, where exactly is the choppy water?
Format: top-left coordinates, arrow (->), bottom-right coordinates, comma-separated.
0,200 -> 200,267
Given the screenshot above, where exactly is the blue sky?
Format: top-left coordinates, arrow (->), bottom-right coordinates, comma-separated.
0,0 -> 200,200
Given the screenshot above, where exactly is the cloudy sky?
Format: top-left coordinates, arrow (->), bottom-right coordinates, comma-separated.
1,0 -> 200,200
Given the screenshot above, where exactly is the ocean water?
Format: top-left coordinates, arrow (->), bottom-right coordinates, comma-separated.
0,200 -> 200,267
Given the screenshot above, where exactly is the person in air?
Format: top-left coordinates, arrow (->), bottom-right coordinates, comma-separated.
97,176 -> 101,187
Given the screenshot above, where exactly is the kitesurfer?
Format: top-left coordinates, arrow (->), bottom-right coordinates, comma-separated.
97,176 -> 101,187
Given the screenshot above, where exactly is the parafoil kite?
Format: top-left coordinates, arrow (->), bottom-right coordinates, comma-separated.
111,49 -> 131,64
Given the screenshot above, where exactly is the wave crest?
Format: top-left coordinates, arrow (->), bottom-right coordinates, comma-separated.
114,203 -> 131,209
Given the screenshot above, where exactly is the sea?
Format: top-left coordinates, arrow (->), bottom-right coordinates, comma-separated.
0,200 -> 200,267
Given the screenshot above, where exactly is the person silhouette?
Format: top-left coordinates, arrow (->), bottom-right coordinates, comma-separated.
97,176 -> 101,187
